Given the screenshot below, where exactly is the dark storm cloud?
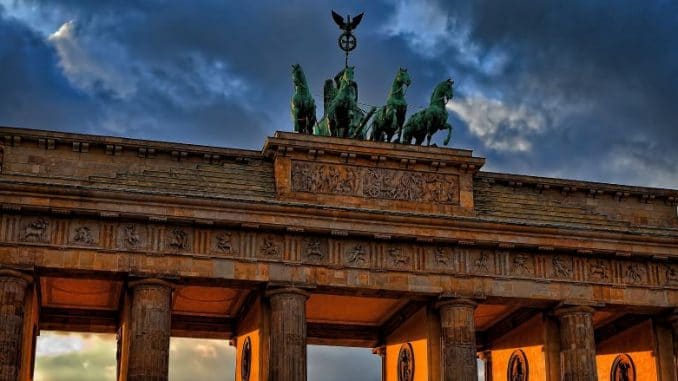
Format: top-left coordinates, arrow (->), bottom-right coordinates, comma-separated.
1,0 -> 676,177
435,0 -> 678,187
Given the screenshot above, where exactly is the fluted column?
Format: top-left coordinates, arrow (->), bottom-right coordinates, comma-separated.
0,270 -> 32,381
554,305 -> 598,381
266,287 -> 309,381
437,298 -> 478,381
127,279 -> 173,381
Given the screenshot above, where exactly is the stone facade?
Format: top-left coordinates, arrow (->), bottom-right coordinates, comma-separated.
0,127 -> 677,380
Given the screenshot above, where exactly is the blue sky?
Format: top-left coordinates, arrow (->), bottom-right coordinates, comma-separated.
2,0 -> 677,379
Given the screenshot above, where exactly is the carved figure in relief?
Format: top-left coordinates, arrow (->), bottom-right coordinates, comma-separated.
168,228 -> 189,250
507,350 -> 528,381
23,217 -> 49,242
397,343 -> 414,381
123,224 -> 141,247
216,232 -> 233,253
589,260 -> 609,280
625,264 -> 643,284
347,244 -> 367,264
73,226 -> 95,245
260,237 -> 281,257
389,247 -> 409,267
475,252 -> 490,272
512,254 -> 530,275
305,238 -> 324,260
611,354 -> 635,381
552,255 -> 572,278
665,265 -> 678,285
434,247 -> 449,265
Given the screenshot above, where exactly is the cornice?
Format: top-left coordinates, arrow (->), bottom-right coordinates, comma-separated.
1,180 -> 677,259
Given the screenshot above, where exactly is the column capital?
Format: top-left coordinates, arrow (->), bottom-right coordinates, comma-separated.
128,278 -> 175,290
265,286 -> 311,299
435,297 -> 477,310
371,346 -> 386,357
0,269 -> 33,284
553,304 -> 596,318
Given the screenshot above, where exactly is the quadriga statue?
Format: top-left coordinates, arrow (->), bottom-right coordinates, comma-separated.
290,64 -> 317,134
401,78 -> 454,146
316,67 -> 375,139
370,67 -> 411,142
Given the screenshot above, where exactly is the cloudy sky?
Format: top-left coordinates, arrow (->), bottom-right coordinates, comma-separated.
2,0 -> 677,378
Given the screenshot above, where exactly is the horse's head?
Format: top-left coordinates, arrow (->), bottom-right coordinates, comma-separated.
291,64 -> 305,86
396,67 -> 411,88
432,78 -> 454,105
341,66 -> 355,83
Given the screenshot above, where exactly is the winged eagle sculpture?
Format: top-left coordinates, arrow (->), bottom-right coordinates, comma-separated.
331,11 -> 364,32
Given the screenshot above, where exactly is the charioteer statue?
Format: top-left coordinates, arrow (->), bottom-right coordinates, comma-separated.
290,11 -> 454,146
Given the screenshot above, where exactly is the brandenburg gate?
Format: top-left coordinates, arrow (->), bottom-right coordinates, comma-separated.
0,127 -> 677,380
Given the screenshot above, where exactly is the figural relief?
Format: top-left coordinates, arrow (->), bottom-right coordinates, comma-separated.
552,255 -> 573,278
589,260 -> 609,281
72,226 -> 95,245
473,250 -> 492,273
259,235 -> 282,257
345,243 -> 368,265
433,247 -> 450,265
511,254 -> 531,275
665,265 -> 678,285
304,238 -> 325,262
388,247 -> 410,268
291,161 -> 459,204
624,263 -> 645,284
215,232 -> 233,254
22,217 -> 49,242
120,224 -> 143,249
167,228 -> 190,251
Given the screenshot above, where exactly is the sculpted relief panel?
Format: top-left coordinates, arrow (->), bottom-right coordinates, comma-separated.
4,213 -> 677,292
291,161 -> 459,204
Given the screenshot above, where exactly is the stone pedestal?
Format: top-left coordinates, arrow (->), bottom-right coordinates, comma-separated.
266,287 -> 309,381
126,279 -> 173,381
554,306 -> 598,381
0,270 -> 32,381
437,298 -> 477,381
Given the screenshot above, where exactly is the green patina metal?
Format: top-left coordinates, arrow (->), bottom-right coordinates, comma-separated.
370,67 -> 411,143
401,79 -> 454,146
290,64 -> 317,135
290,11 -> 454,146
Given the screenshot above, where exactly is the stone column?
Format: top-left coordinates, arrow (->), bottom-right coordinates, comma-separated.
437,298 -> 478,381
0,269 -> 32,381
554,305 -> 598,381
671,311 -> 678,378
266,287 -> 309,381
126,279 -> 173,381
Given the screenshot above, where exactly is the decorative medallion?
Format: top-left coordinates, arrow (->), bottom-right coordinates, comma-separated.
241,336 -> 252,381
397,342 -> 414,381
611,354 -> 635,381
507,349 -> 528,381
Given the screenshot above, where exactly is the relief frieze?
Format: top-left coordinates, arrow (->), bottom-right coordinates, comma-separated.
166,227 -> 191,251
5,214 -> 677,291
117,223 -> 146,250
303,237 -> 327,263
588,259 -> 610,281
291,161 -> 459,204
343,242 -> 370,267
70,224 -> 98,246
258,234 -> 283,258
21,217 -> 50,243
213,231 -> 237,255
